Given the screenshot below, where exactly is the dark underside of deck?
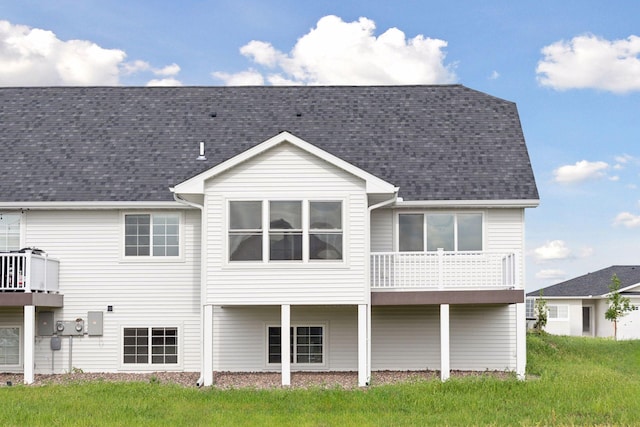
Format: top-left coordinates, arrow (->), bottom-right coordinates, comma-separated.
371,289 -> 524,305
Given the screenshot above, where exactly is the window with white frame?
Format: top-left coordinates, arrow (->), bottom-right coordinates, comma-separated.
0,214 -> 21,252
548,305 -> 569,320
123,327 -> 178,364
398,212 -> 483,252
267,326 -> 324,364
124,213 -> 180,257
0,327 -> 20,365
229,200 -> 342,262
526,298 -> 535,319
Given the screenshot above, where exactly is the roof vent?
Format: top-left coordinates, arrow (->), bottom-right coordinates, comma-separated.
196,141 -> 207,161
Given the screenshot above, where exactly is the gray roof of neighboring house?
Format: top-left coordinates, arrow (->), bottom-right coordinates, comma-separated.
0,85 -> 539,203
527,265 -> 640,297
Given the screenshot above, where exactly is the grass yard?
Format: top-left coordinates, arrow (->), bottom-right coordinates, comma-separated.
1,333 -> 639,426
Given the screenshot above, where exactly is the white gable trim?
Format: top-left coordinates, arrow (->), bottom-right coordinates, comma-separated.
171,131 -> 397,195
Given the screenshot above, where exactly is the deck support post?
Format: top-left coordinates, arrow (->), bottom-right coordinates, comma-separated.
24,305 -> 35,384
281,304 -> 291,386
440,303 -> 450,381
358,304 -> 368,387
203,304 -> 214,386
515,301 -> 526,380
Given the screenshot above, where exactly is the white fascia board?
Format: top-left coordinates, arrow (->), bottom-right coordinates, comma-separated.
171,131 -> 397,195
528,295 -> 605,300
0,201 -> 191,210
393,199 -> 540,209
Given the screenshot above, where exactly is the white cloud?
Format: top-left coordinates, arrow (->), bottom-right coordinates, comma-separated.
212,69 -> 265,86
146,77 -> 182,87
154,63 -> 180,77
0,20 -> 182,86
537,34 -> 640,93
615,154 -> 634,164
0,20 -> 125,85
578,246 -> 595,258
489,70 -> 500,80
535,269 -> 567,281
213,15 -> 457,86
533,240 -> 572,262
553,160 -> 609,184
613,212 -> 640,228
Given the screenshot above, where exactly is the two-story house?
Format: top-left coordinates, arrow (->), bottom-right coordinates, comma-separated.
0,85 -> 539,386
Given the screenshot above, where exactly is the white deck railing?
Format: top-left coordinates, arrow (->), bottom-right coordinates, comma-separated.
371,250 -> 518,290
0,251 -> 60,292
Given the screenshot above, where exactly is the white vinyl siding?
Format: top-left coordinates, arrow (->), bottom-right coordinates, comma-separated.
370,209 -> 393,252
25,209 -> 201,374
205,142 -> 368,306
212,305 -> 358,372
372,305 -> 516,371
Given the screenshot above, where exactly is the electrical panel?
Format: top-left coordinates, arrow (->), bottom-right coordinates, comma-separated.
87,311 -> 103,336
55,319 -> 84,336
37,311 -> 54,336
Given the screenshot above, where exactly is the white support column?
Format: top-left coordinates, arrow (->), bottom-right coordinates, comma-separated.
23,305 -> 35,385
515,302 -> 526,380
281,304 -> 291,386
203,304 -> 214,386
358,304 -> 368,387
440,304 -> 450,382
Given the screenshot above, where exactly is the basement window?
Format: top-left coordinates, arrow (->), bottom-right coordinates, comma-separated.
123,327 -> 178,365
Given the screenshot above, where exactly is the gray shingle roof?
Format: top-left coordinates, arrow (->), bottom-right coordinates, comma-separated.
0,85 -> 539,203
527,266 -> 640,297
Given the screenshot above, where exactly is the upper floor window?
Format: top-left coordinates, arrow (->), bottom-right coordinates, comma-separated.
398,213 -> 483,252
124,213 -> 180,257
229,200 -> 343,262
0,214 -> 21,252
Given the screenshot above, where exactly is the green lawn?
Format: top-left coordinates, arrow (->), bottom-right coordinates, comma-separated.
2,333 -> 639,426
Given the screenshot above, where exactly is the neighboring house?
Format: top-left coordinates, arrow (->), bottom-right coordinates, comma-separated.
527,266 -> 640,339
0,85 -> 539,385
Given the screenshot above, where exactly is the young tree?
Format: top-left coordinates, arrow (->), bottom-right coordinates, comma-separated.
605,274 -> 637,340
533,291 -> 548,333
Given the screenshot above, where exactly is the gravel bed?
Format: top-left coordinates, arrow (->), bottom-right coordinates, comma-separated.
0,370 -> 512,389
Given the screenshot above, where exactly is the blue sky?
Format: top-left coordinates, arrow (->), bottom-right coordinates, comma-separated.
1,0 -> 640,291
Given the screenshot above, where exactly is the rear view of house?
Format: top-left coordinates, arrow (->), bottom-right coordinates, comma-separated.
0,85 -> 539,385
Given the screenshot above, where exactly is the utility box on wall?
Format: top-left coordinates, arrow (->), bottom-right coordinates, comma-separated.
56,319 -> 84,336
37,311 -> 54,336
87,311 -> 103,336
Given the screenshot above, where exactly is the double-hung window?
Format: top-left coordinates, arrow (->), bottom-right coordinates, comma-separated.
229,200 -> 343,262
398,213 -> 483,252
267,325 -> 324,364
0,214 -> 21,251
124,213 -> 180,258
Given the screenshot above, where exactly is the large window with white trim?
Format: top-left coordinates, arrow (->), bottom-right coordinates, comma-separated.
0,327 -> 20,365
124,213 -> 180,257
398,213 -> 483,252
229,200 -> 342,262
267,326 -> 324,364
0,214 -> 21,252
123,327 -> 178,364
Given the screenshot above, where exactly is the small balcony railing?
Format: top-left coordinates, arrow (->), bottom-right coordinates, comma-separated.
371,250 -> 518,290
0,250 -> 60,292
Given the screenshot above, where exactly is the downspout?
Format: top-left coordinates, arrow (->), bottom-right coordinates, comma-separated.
173,192 -> 207,387
365,189 -> 398,385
